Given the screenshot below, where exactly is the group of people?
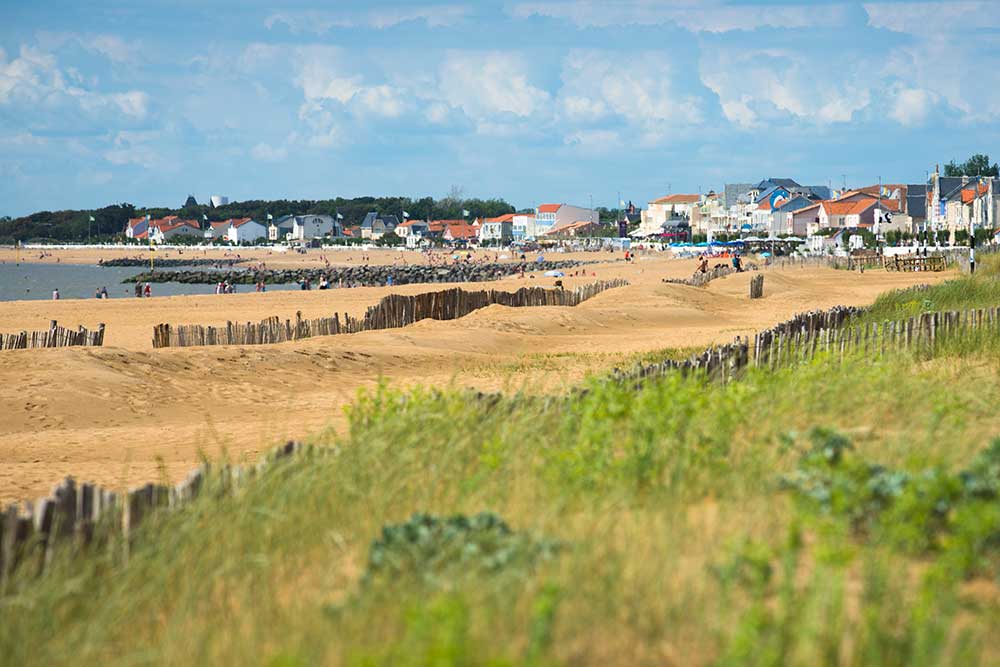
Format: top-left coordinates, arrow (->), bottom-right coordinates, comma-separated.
93,286 -> 109,299
696,252 -> 743,274
215,281 -> 236,294
133,283 -> 152,298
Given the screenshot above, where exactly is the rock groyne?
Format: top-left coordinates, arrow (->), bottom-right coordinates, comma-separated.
101,258 -> 246,268
124,260 -> 598,286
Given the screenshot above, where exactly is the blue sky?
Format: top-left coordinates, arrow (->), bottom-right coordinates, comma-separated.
2,0 -> 999,217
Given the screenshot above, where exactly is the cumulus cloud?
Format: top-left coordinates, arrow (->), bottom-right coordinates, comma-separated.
558,50 -> 705,135
0,44 -> 150,123
700,47 -> 872,127
437,51 -> 549,120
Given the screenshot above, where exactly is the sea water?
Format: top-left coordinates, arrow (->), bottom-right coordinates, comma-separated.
0,262 -> 300,302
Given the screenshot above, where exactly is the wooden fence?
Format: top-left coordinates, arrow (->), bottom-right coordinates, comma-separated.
749,275 -> 764,299
884,254 -> 947,272
152,279 -> 629,348
1,321 -> 105,350
0,440 -> 320,583
615,295 -> 994,384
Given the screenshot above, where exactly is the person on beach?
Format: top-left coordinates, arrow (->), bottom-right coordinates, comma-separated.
732,254 -> 743,273
95,288 -> 102,299
144,283 -> 152,298
100,286 -> 109,299
698,256 -> 709,274
135,283 -> 142,298
52,288 -> 60,300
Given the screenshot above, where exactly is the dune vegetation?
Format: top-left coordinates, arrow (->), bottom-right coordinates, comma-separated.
4,267 -> 1000,666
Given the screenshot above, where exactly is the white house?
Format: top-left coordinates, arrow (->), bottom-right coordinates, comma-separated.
394,219 -> 431,239
291,215 -> 340,241
226,218 -> 268,244
479,214 -> 515,244
512,213 -> 535,241
149,219 -> 201,243
639,194 -> 700,235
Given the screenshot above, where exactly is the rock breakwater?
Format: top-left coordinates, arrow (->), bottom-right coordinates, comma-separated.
125,260 -> 598,286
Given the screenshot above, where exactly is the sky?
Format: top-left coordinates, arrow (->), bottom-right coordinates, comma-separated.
2,0 -> 999,217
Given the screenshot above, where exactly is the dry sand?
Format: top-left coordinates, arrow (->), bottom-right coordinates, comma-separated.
0,253 -> 951,504
0,244 -> 621,269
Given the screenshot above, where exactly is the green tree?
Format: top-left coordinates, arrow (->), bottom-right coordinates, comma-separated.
944,154 -> 999,177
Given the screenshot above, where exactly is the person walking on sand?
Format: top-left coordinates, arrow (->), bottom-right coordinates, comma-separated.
52,288 -> 60,300
100,286 -> 109,299
144,283 -> 152,298
698,255 -> 709,274
135,282 -> 142,298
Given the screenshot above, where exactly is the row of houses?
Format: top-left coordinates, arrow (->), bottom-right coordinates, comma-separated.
125,214 -> 345,244
122,201 -> 603,246
392,203 -> 601,245
635,168 -> 1000,240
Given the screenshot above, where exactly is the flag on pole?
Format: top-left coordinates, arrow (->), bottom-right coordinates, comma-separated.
462,209 -> 470,217
402,211 -> 410,218
267,213 -> 273,221
89,215 -> 95,222
203,214 -> 208,221
336,212 -> 344,220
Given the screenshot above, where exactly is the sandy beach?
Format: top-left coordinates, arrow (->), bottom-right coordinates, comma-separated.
0,250 -> 951,503
0,244 -> 621,270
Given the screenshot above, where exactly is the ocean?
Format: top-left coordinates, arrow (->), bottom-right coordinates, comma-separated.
0,262 -> 300,302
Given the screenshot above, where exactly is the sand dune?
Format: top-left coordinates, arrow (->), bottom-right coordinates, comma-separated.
0,256 -> 950,503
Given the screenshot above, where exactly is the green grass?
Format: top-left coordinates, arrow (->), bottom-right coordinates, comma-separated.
4,275 -> 1000,665
858,253 -> 1000,324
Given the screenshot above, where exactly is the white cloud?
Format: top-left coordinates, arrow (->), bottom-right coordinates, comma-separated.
563,128 -> 620,152
888,86 -> 939,126
0,44 -> 150,120
558,50 -> 704,132
112,91 -> 150,117
103,130 -> 160,166
701,47 -> 871,127
251,142 -> 288,161
437,51 -> 549,119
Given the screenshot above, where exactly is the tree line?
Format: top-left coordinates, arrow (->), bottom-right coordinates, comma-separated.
0,195 -> 519,243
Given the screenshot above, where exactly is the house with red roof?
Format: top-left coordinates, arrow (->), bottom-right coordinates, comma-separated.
542,220 -> 602,238
442,220 -> 481,244
640,193 -> 702,236
148,219 -> 202,243
480,213 -> 515,244
226,218 -> 267,244
533,203 -> 598,237
124,217 -> 148,239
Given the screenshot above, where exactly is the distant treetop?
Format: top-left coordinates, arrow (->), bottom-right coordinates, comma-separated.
944,154 -> 999,178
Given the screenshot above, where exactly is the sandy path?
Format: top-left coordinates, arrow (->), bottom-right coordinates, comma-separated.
0,258 -> 950,503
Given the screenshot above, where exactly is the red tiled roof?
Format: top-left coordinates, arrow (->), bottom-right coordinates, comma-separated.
822,199 -> 878,216
210,220 -> 230,229
157,220 -> 200,233
229,217 -> 254,228
485,213 -> 516,223
545,220 -> 600,235
537,204 -> 561,213
444,223 -> 480,240
651,194 -> 700,205
961,183 -> 989,204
